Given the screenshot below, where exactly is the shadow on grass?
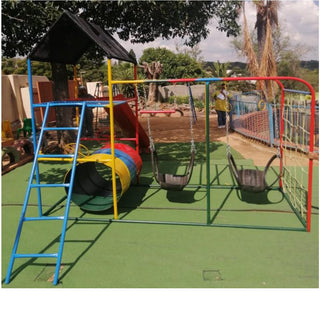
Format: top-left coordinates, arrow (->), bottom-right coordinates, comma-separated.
140,141 -> 243,164
38,166 -> 69,184
2,212 -> 112,286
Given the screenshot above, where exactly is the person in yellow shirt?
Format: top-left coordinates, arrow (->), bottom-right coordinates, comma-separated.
213,83 -> 232,128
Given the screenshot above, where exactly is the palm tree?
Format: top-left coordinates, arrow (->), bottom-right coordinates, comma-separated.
254,0 -> 279,64
212,61 -> 232,77
242,0 -> 280,99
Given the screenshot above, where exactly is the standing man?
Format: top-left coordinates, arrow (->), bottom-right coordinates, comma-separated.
213,83 -> 232,128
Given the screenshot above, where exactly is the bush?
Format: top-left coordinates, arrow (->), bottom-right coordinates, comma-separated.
193,99 -> 204,110
166,95 -> 204,110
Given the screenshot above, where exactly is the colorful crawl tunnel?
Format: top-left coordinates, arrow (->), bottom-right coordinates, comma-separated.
64,143 -> 142,212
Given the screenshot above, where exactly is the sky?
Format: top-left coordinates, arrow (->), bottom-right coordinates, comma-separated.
115,0 -> 319,63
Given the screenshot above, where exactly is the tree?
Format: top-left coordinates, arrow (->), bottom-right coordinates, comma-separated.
139,47 -> 205,80
139,47 -> 206,104
175,43 -> 203,61
254,0 -> 279,65
2,0 -> 242,145
241,0 -> 280,99
2,1 -> 242,58
234,1 -> 316,92
142,61 -> 163,105
112,61 -> 136,97
210,61 -> 232,77
232,26 -> 309,79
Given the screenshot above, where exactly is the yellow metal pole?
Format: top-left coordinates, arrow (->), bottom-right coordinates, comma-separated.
73,65 -> 79,126
112,79 -> 145,85
107,59 -> 118,219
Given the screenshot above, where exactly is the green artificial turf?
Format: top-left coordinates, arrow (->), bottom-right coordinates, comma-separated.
1,141 -> 318,288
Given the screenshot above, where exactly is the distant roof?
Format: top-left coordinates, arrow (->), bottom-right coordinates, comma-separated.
28,10 -> 137,65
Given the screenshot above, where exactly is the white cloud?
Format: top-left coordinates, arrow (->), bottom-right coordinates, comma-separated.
116,0 -> 319,62
278,0 -> 319,59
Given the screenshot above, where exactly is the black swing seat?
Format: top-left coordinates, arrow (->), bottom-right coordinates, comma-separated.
228,153 -> 280,192
157,173 -> 191,191
151,148 -> 196,191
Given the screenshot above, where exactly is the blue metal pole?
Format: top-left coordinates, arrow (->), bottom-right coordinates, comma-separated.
236,96 -> 240,118
5,103 -> 50,284
52,101 -> 86,285
268,103 -> 274,147
27,58 -> 43,216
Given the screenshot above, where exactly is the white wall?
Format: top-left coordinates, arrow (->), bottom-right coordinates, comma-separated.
1,75 -> 49,125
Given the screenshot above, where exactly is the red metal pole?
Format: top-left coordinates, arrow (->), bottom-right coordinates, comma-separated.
134,65 -> 139,153
305,85 -> 316,232
275,80 -> 285,189
270,78 -> 315,232
140,110 -> 176,114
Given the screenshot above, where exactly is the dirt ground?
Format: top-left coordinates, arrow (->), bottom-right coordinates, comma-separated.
139,109 -> 317,167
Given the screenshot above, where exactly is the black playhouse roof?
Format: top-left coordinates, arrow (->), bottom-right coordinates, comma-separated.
28,10 -> 137,65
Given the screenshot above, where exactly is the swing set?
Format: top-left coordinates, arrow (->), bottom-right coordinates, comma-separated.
118,76 -> 315,233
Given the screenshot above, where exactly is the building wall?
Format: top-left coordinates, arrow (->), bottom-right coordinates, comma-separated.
1,74 -> 49,126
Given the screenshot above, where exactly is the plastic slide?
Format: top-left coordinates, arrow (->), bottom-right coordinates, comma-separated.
109,94 -> 149,148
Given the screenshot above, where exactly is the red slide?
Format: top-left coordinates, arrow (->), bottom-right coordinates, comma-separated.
107,94 -> 149,149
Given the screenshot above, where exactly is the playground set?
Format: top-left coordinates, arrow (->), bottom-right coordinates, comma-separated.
4,11 -> 317,286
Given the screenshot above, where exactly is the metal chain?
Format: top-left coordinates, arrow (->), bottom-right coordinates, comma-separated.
146,114 -> 155,151
225,84 -> 231,155
189,104 -> 195,152
173,83 -> 177,108
187,83 -> 196,153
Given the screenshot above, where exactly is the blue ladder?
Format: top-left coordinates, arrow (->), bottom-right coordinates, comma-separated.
5,101 -> 87,285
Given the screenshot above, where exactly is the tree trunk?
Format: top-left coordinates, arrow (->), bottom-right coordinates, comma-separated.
142,61 -> 163,105
51,62 -> 75,147
256,6 -> 267,65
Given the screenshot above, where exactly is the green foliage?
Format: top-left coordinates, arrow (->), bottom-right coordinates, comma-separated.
139,47 -> 205,79
291,68 -> 319,92
166,95 -> 204,110
112,61 -> 136,97
1,0 -> 241,99
210,61 -> 231,77
2,0 -> 241,59
193,99 -> 205,110
76,53 -> 107,83
2,57 -> 53,78
168,95 -> 189,105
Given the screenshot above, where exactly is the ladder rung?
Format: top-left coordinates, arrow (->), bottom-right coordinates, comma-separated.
140,110 -> 176,114
77,158 -> 111,163
31,183 -> 70,188
24,216 -> 65,222
116,138 -> 137,141
43,127 -> 79,131
38,154 -> 74,159
14,253 -> 58,259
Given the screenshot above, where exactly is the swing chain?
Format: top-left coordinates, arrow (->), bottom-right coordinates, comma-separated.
173,83 -> 177,108
147,114 -> 155,151
137,83 -> 147,111
225,83 -> 231,156
187,82 -> 196,153
190,112 -> 196,153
